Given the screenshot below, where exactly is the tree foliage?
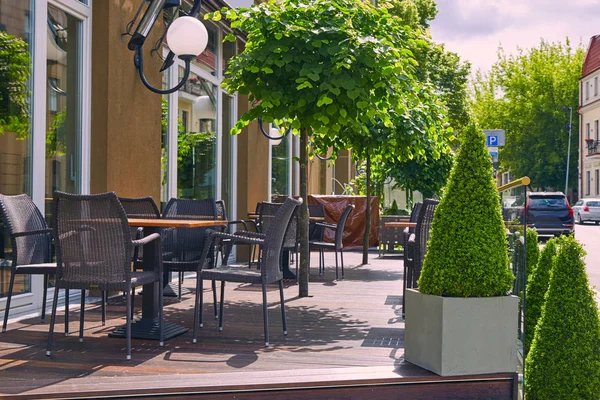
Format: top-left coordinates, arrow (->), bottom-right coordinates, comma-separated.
0,31 -> 30,138
470,40 -> 585,190
525,236 -> 600,399
418,123 -> 514,297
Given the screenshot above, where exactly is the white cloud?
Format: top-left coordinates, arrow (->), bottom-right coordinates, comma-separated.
430,0 -> 598,73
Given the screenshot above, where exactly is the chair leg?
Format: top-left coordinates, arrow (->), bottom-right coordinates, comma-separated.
46,286 -> 60,356
218,281 -> 225,332
41,275 -> 48,322
295,250 -> 299,283
178,271 -> 183,302
131,289 -> 135,320
125,289 -> 132,360
334,249 -> 339,280
159,278 -> 164,347
279,280 -> 287,335
212,280 -> 218,319
193,276 -> 203,343
340,248 -> 345,279
262,282 -> 269,347
65,289 -> 69,336
102,291 -> 107,326
79,289 -> 85,342
2,273 -> 16,332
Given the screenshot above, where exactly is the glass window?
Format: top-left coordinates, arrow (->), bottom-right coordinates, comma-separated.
586,171 -> 591,196
0,1 -> 33,297
222,36 -> 236,76
177,69 -> 217,199
191,20 -> 218,76
271,133 -> 290,200
587,123 -> 590,140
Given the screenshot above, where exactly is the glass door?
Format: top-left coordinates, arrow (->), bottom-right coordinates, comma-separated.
45,4 -> 83,218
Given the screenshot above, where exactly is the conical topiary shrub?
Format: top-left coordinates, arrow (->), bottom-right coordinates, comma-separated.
525,236 -> 600,399
418,123 -> 514,297
525,227 -> 540,276
524,237 -> 557,358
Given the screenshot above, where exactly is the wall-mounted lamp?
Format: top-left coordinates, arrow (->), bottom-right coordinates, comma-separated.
125,0 -> 208,95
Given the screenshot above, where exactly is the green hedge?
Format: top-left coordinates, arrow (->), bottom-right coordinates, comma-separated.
418,123 -> 514,297
525,236 -> 600,399
525,227 -> 540,275
524,237 -> 557,358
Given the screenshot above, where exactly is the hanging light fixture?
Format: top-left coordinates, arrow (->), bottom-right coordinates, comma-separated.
125,0 -> 208,95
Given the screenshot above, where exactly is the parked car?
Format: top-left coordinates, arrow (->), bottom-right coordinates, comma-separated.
572,198 -> 600,225
526,192 -> 574,236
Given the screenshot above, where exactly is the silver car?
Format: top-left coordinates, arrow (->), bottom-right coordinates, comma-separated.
573,198 -> 600,225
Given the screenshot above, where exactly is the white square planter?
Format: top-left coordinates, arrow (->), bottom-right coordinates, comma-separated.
404,288 -> 519,376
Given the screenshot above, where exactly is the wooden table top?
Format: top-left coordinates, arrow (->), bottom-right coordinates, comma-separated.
384,221 -> 417,228
128,218 -> 228,228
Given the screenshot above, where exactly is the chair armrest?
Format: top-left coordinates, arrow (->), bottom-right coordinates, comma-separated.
11,228 -> 53,239
132,232 -> 161,247
228,220 -> 248,231
316,222 -> 337,230
233,230 -> 266,239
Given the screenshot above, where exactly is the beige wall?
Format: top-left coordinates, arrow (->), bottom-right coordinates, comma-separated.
580,93 -> 600,197
90,1 -> 162,201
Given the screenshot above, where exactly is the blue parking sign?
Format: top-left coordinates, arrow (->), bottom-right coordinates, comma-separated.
487,135 -> 498,146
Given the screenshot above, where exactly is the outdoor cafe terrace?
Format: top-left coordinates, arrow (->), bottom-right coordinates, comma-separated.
0,250 -> 517,400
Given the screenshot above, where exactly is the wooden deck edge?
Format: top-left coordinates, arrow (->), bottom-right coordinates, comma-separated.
5,366 -> 518,399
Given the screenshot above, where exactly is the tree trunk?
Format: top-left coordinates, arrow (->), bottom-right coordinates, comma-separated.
362,156 -> 371,265
298,129 -> 309,297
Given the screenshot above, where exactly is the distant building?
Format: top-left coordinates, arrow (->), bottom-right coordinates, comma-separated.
579,35 -> 600,198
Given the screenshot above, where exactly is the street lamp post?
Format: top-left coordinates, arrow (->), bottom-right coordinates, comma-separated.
563,106 -> 573,195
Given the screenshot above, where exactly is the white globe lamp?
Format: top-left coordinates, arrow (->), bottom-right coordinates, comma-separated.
166,16 -> 209,59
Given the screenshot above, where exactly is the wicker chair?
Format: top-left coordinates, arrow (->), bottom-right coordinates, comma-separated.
161,198 -> 217,301
193,197 -> 302,347
258,202 -> 299,276
0,194 -> 69,334
47,191 -> 163,360
402,199 -> 438,317
308,204 -> 326,242
309,204 -> 354,280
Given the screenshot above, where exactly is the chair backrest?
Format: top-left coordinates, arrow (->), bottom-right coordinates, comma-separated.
259,201 -> 299,251
334,204 -> 354,250
162,198 -> 217,262
53,191 -> 133,290
414,199 -> 439,270
0,194 -> 52,267
216,200 -> 227,220
308,204 -> 325,241
261,197 -> 302,282
118,196 -> 160,219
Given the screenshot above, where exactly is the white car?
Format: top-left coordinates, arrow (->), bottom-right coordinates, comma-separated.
572,198 -> 600,225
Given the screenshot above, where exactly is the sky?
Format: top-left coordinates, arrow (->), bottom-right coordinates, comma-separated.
429,0 -> 599,74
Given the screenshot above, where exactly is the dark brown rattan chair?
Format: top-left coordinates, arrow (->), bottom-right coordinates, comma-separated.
118,196 -> 162,316
161,198 -> 217,302
259,202 -> 299,276
309,204 -> 354,280
193,197 -> 302,347
47,191 -> 163,360
308,204 -> 326,242
403,199 -> 438,317
0,194 -> 70,333
401,202 -> 422,312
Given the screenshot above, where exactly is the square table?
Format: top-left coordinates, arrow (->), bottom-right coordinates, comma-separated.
109,218 -> 227,341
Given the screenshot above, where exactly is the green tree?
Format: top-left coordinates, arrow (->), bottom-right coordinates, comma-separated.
0,32 -> 30,138
525,236 -> 600,399
212,0 -> 424,295
418,123 -> 514,297
524,237 -> 556,358
470,40 -> 585,191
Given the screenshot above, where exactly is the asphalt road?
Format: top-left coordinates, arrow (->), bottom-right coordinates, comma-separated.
573,223 -> 600,301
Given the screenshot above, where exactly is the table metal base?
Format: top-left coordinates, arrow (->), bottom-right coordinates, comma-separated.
108,318 -> 188,340
163,283 -> 193,298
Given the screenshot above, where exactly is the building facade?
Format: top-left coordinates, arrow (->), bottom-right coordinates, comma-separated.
580,35 -> 600,198
0,0 -> 353,323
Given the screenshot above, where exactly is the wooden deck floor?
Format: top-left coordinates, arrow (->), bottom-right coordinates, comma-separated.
0,251 -> 516,399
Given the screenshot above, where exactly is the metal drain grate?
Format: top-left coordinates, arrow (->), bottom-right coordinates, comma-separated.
361,327 -> 404,348
384,295 -> 402,305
